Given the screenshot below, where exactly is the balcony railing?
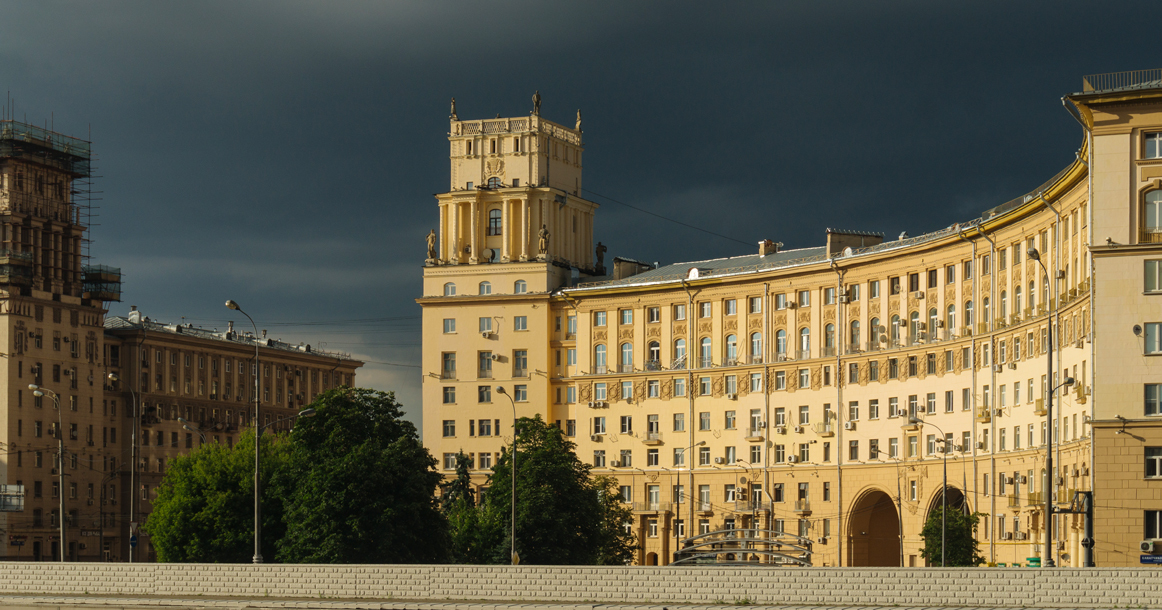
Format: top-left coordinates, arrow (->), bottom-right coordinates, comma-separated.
748,355 -> 764,364
644,359 -> 662,371
745,426 -> 765,441
822,346 -> 836,357
593,365 -> 608,375
645,431 -> 663,445
1007,495 -> 1021,508
795,349 -> 810,360
813,422 -> 834,437
697,502 -> 713,513
1083,69 -> 1162,92
699,358 -> 713,368
477,370 -> 492,379
846,342 -> 862,354
734,499 -> 772,512
794,499 -> 811,514
1027,491 -> 1044,505
617,364 -> 634,374
441,370 -> 456,380
1141,230 -> 1162,244
633,501 -> 671,513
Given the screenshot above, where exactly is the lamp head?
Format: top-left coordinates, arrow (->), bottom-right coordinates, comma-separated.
1027,247 -> 1041,262
32,390 -> 44,398
298,408 -> 317,418
107,373 -> 119,382
695,440 -> 706,446
27,384 -> 38,391
177,417 -> 189,425
225,300 -> 240,311
495,386 -> 507,395
908,416 -> 922,425
1064,376 -> 1076,387
182,424 -> 194,432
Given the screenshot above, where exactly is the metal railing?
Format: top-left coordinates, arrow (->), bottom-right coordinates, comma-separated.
1083,69 -> 1162,92
795,349 -> 810,360
1007,495 -> 1021,508
745,426 -> 765,439
646,431 -> 663,443
794,499 -> 811,513
632,501 -> 671,513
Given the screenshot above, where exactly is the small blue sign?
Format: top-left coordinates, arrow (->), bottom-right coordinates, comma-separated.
129,535 -> 138,548
1140,555 -> 1162,564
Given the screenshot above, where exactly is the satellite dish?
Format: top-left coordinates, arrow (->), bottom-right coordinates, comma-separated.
739,477 -> 748,484
482,248 -> 496,262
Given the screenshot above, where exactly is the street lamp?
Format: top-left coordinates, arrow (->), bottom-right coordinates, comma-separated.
872,449 -> 906,567
1028,247 -> 1079,567
176,418 -> 207,444
682,440 -> 706,553
909,416 -> 948,567
29,384 -> 66,562
225,299 -> 263,563
106,371 -> 140,562
494,386 -> 518,565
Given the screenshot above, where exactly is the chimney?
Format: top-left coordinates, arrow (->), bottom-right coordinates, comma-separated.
758,240 -> 780,257
127,306 -> 141,325
262,330 -> 267,339
227,321 -> 234,333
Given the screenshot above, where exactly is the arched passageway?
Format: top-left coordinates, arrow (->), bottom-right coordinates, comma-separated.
847,489 -> 901,566
645,552 -> 658,565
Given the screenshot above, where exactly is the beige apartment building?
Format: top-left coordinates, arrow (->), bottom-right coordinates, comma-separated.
421,73 -> 1162,568
0,119 -> 362,562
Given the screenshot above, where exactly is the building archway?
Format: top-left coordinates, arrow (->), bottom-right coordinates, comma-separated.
847,488 -> 900,566
645,552 -> 658,565
925,485 -> 967,518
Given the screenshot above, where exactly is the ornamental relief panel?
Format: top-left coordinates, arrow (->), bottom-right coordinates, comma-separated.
594,330 -> 607,342
810,367 -> 822,390
725,319 -> 738,332
618,328 -> 634,341
823,308 -> 836,322
748,317 -> 762,330
796,311 -> 811,324
647,326 -> 662,338
661,379 -> 673,401
848,304 -> 859,319
712,375 -> 724,397
945,285 -> 956,302
634,381 -> 647,402
698,321 -> 713,334
773,313 -> 787,326
579,382 -> 593,402
674,322 -> 687,337
907,295 -> 919,309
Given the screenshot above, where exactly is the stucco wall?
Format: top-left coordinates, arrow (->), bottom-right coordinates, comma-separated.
0,563 -> 1158,609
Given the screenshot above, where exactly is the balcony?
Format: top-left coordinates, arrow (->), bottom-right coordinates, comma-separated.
644,359 -> 663,372
822,346 -> 836,357
617,365 -> 634,374
1027,491 -> 1044,505
696,502 -> 713,514
734,499 -> 772,513
1007,495 -> 1021,509
975,406 -> 991,423
794,499 -> 811,515
812,422 -> 833,437
593,365 -> 609,375
698,358 -> 713,369
745,427 -> 765,442
1033,399 -> 1046,416
633,501 -> 671,513
644,431 -> 664,445
795,349 -> 810,360
748,355 -> 764,365
846,342 -> 862,354
1057,488 -> 1078,504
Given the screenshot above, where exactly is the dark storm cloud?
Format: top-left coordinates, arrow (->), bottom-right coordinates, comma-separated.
0,0 -> 1153,429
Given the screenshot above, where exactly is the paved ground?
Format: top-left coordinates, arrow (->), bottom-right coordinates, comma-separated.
0,595 -> 1109,610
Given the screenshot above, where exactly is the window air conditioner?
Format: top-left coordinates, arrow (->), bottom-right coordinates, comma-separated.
1006,477 -> 1015,485
787,302 -> 797,309
759,421 -> 768,428
1019,475 -> 1027,484
490,353 -> 500,361
1141,540 -> 1156,553
843,421 -> 855,431
775,425 -> 786,434
793,425 -> 803,433
777,355 -> 788,362
590,434 -> 602,442
914,291 -> 925,300
482,331 -> 493,338
995,408 -> 1003,416
839,295 -> 849,304
975,441 -> 985,450
1002,532 -> 1013,540
787,455 -> 798,463
1008,362 -> 1017,370
598,401 -> 608,408
714,457 -> 724,464
936,320 -> 945,328
817,537 -> 828,543
610,460 -> 621,468
994,364 -> 1003,373
588,401 -> 596,408
726,393 -> 737,400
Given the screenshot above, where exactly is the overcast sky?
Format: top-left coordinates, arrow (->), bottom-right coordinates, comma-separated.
1,1 -> 1154,431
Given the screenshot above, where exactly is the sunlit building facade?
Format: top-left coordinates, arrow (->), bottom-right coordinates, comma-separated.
421,73 -> 1162,567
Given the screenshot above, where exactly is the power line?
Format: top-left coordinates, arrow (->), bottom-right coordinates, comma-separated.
582,187 -> 753,248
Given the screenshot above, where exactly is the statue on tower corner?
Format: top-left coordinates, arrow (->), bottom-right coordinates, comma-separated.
532,90 -> 542,116
595,241 -> 607,273
425,229 -> 438,261
575,109 -> 582,131
538,224 -> 550,256
449,97 -> 457,120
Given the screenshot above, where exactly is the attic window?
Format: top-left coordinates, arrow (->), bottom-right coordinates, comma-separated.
687,268 -> 701,280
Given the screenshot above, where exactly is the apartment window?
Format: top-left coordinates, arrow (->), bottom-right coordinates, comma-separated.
594,311 -> 607,327
674,304 -> 686,320
593,451 -> 606,468
648,380 -> 660,398
513,350 -> 528,376
478,385 -> 492,403
700,376 -> 711,396
889,276 -> 901,295
673,448 -> 685,467
798,368 -> 809,388
750,444 -> 762,463
647,307 -> 661,323
870,280 -> 880,298
724,299 -> 737,315
1151,447 -> 1162,478
621,381 -> 632,400
1147,323 -> 1162,354
775,294 -> 787,309
699,412 -> 711,430
674,378 -> 686,397
699,447 -> 711,466
442,319 -> 456,333
442,387 -> 455,404
620,309 -> 633,325
798,405 -> 809,425
514,316 -> 528,331
514,385 -> 527,401
1147,511 -> 1162,540
442,420 -> 456,437
750,373 -> 762,392
797,290 -> 810,307
724,410 -> 736,429
1148,132 -> 1162,159
673,413 -> 685,431
1148,384 -> 1162,416
775,370 -> 786,390
698,302 -> 711,318
824,287 -> 836,305
848,401 -> 859,421
849,440 -> 860,461
479,317 -> 492,334
620,415 -> 633,434
749,296 -> 762,314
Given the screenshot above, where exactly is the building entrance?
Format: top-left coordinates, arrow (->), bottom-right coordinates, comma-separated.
847,489 -> 900,566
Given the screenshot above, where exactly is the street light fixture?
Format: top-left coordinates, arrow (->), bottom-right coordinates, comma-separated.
225,299 -> 263,564
29,384 -> 66,562
909,416 -> 948,567
680,440 -> 706,556
872,449 -> 906,567
106,371 -> 141,562
176,418 -> 206,444
495,386 -> 518,565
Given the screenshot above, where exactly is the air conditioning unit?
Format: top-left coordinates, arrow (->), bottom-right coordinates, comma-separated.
975,441 -> 985,450
817,536 -> 828,543
914,291 -> 925,300
777,355 -> 788,362
787,302 -> 797,309
1008,362 -> 1017,370
936,320 -> 945,328
843,421 -> 856,431
1072,469 -> 1080,478
590,434 -> 602,442
775,425 -> 786,434
994,364 -> 1003,373
1002,532 -> 1013,540
995,408 -> 1003,416
759,421 -> 768,428
86,499 -> 93,506
490,353 -> 500,361
588,401 -> 595,408
62,337 -> 69,343
610,460 -> 621,468
1016,532 -> 1027,541
726,393 -> 737,401
1057,540 -> 1066,551
714,457 -> 724,464
481,331 -> 494,338
1141,540 -> 1157,553
598,401 -> 608,408
839,295 -> 849,303
1006,477 -> 1015,485
787,455 -> 799,463
793,425 -> 803,433
1019,475 -> 1027,484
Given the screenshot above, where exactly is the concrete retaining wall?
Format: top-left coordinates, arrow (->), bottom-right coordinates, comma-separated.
0,563 -> 1157,608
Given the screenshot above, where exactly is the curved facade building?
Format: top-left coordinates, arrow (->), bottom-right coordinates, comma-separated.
421,72 -> 1162,567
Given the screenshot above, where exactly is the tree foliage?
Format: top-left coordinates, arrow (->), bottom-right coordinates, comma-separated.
919,506 -> 986,567
273,388 -> 448,563
145,430 -> 289,562
451,415 -> 637,565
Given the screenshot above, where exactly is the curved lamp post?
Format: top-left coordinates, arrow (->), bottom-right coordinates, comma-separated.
29,384 -> 65,562
176,417 -> 207,444
495,386 -> 518,565
106,370 -> 141,562
909,416 -> 947,566
872,449 -> 906,567
225,299 -> 262,563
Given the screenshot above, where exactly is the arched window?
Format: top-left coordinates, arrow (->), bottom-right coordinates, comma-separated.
775,329 -> 787,355
699,338 -> 712,368
1000,291 -> 1008,318
1042,276 -> 1049,307
798,327 -> 810,356
849,320 -> 860,349
1014,286 -> 1022,315
946,304 -> 956,332
965,300 -> 974,326
1146,190 -> 1162,236
513,280 -> 527,294
890,315 -> 901,343
983,297 -> 990,323
824,324 -> 835,353
487,176 -> 501,188
647,341 -> 661,369
487,209 -> 502,236
594,345 -> 607,372
725,334 -> 738,363
443,282 -> 456,296
478,281 -> 492,296
750,333 -> 762,362
928,308 -> 938,339
674,339 -> 687,365
869,317 -> 880,345
620,343 -> 634,371
909,311 -> 920,343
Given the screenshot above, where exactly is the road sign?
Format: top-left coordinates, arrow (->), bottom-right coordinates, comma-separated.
1141,555 -> 1162,564
1026,557 -> 1041,567
129,522 -> 138,535
129,535 -> 137,548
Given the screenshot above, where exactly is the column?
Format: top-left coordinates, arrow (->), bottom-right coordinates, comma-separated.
438,204 -> 448,260
469,200 -> 479,264
520,200 -> 529,261
450,202 -> 460,264
501,200 -> 511,262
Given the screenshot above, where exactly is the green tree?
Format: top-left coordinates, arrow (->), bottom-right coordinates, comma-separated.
468,415 -> 638,565
919,507 -> 986,566
273,388 -> 448,563
145,430 -> 290,562
441,452 -> 475,511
